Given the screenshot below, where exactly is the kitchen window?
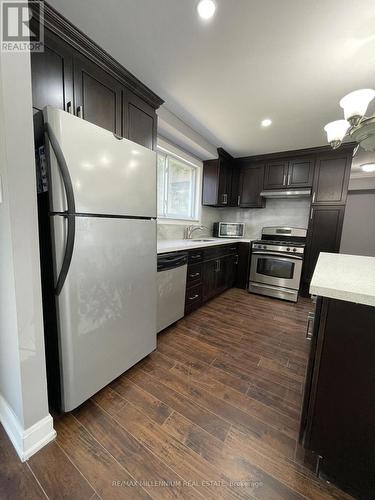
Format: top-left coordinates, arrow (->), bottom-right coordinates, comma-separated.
157,147 -> 200,221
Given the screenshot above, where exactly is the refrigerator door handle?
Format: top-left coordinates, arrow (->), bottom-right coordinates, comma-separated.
55,213 -> 76,295
45,122 -> 76,295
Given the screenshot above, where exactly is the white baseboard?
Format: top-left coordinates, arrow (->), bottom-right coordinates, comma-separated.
0,393 -> 56,462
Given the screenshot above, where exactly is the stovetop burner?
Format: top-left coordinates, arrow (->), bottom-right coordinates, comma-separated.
253,239 -> 305,247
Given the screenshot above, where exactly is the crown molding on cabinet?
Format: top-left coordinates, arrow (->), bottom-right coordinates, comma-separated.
30,2 -> 164,109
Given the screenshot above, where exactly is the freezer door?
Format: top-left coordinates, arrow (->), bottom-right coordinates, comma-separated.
51,215 -> 156,411
44,106 -> 156,217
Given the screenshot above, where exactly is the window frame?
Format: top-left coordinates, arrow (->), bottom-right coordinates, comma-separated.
157,141 -> 202,224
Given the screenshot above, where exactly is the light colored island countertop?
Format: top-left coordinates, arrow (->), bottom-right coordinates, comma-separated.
157,238 -> 251,254
310,252 -> 375,307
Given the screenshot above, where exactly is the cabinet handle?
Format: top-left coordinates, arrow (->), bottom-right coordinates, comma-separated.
283,173 -> 287,186
189,272 -> 200,278
237,195 -> 241,206
67,101 -> 73,114
77,105 -> 83,118
215,259 -> 220,272
234,256 -> 239,265
312,191 -> 316,203
190,254 -> 201,260
310,208 -> 314,221
188,294 -> 199,301
306,312 -> 314,340
222,194 -> 228,204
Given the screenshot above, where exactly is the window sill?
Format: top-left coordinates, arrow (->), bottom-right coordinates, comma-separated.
157,218 -> 201,226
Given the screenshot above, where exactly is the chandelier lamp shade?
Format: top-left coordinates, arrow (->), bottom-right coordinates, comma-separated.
324,89 -> 375,151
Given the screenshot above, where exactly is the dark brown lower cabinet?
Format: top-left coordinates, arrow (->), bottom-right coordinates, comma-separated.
301,205 -> 345,295
300,298 -> 375,498
185,244 -> 240,313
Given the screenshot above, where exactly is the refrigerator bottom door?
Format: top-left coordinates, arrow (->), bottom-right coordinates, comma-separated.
51,215 -> 156,412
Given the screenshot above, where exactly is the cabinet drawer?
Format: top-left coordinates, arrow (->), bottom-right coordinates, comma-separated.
203,244 -> 238,261
188,250 -> 204,264
185,284 -> 202,313
187,263 -> 202,285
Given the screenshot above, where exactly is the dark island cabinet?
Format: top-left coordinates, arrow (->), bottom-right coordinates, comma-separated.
264,157 -> 314,190
238,162 -> 265,208
30,5 -> 162,149
300,298 -> 375,498
312,152 -> 352,205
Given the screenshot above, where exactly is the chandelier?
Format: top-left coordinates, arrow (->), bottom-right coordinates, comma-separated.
324,89 -> 375,151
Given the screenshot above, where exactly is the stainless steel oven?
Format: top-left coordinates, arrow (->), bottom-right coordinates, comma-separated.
249,227 -> 307,302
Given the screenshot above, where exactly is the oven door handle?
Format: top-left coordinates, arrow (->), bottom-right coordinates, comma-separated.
252,250 -> 303,260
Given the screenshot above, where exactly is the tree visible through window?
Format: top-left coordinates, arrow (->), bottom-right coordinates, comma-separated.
157,150 -> 198,220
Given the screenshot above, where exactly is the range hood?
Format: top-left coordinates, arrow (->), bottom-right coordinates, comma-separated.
260,189 -> 311,199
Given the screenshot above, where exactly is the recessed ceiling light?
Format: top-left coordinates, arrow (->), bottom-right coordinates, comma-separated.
361,163 -> 375,172
197,0 -> 216,20
261,118 -> 272,127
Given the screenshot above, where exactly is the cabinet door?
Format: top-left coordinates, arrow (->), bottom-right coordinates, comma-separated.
238,163 -> 265,208
202,259 -> 218,302
302,205 -> 345,285
312,154 -> 351,205
123,90 -> 157,150
74,53 -> 122,135
225,254 -> 238,289
228,165 -> 240,206
287,157 -> 314,188
202,159 -> 230,207
264,160 -> 289,189
31,29 -> 73,112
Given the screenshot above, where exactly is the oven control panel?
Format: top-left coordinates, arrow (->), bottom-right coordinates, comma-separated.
252,243 -> 304,255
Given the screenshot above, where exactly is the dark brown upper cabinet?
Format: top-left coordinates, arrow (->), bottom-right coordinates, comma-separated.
202,151 -> 233,207
264,157 -> 314,190
29,3 -> 163,150
263,160 -> 289,189
238,162 -> 265,208
74,53 -> 123,136
123,90 -> 157,150
312,153 -> 352,205
31,28 -> 73,113
288,157 -> 314,188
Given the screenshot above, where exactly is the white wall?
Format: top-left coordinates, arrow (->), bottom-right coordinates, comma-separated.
0,50 -> 55,460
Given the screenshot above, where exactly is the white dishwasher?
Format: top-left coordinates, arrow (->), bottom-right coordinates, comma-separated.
157,252 -> 188,333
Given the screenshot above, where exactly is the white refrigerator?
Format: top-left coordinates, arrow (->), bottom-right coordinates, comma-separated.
43,106 -> 157,412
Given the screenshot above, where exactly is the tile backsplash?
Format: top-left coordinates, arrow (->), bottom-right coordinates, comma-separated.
157,198 -> 311,241
220,198 -> 311,239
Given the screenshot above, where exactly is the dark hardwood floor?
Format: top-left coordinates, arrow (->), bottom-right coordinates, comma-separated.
1,289 -> 353,499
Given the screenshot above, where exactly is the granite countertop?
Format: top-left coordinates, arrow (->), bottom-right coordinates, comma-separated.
310,252 -> 375,307
157,238 -> 251,254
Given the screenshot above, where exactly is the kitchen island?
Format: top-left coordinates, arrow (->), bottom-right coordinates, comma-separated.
300,252 -> 375,499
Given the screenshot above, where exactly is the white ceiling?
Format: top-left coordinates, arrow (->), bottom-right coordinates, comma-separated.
49,0 -> 375,157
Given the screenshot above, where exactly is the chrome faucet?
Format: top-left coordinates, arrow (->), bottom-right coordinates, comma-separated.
184,225 -> 209,240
